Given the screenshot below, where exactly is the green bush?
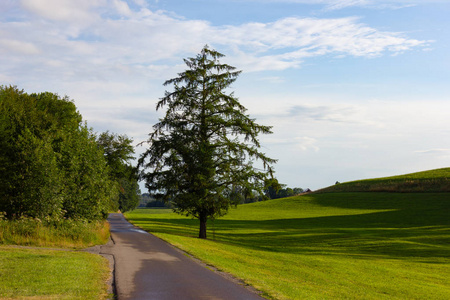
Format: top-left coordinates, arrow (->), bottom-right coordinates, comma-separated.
0,86 -> 117,221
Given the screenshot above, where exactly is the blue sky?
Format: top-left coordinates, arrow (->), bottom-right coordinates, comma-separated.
1,0 -> 449,190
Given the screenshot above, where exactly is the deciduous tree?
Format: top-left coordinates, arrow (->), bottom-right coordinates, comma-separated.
97,131 -> 140,212
0,86 -> 116,220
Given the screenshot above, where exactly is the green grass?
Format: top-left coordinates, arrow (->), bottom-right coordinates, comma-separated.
0,218 -> 111,299
318,167 -> 450,193
126,192 -> 450,299
0,246 -> 110,299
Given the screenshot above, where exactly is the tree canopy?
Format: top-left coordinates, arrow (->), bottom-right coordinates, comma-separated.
97,131 -> 140,212
139,46 -> 276,238
0,86 -> 137,220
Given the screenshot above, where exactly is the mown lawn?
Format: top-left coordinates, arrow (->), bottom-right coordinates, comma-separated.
0,246 -> 110,299
126,192 -> 450,299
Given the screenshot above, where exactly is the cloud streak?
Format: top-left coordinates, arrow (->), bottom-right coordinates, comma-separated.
245,0 -> 443,10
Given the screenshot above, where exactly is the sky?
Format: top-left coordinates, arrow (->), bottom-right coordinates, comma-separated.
1,0 -> 449,191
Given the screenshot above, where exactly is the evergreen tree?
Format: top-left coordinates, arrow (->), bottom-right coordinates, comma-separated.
139,46 -> 276,238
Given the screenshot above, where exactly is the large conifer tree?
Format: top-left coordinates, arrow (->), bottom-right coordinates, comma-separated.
139,46 -> 276,238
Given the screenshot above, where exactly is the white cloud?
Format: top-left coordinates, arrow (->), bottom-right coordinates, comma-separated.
219,16 -> 427,71
245,0 -> 442,10
325,0 -> 371,10
112,0 -> 133,17
0,38 -> 40,55
414,149 -> 450,156
20,0 -> 105,22
2,3 -> 427,79
295,136 -> 320,151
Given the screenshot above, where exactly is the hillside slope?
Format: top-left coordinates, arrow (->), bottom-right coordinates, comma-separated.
317,167 -> 450,193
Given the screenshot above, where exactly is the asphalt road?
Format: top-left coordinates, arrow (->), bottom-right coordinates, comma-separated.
102,213 -> 264,300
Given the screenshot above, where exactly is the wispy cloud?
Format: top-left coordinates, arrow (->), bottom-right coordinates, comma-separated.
1,1 -> 428,84
245,0 -> 440,10
325,0 -> 371,10
288,104 -> 364,124
414,149 -> 450,156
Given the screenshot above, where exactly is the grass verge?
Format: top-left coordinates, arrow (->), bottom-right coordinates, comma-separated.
126,192 -> 450,299
0,217 -> 110,249
0,246 -> 110,299
0,217 -> 111,299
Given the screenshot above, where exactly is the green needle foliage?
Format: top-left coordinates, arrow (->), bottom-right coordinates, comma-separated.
139,46 -> 277,238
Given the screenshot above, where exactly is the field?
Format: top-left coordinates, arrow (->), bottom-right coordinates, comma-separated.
126,169 -> 450,299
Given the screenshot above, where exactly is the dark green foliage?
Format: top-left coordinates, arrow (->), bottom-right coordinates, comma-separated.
0,86 -> 116,220
264,178 -> 304,199
139,46 -> 276,238
97,131 -> 140,212
58,126 -> 116,220
146,199 -> 170,208
0,87 -> 62,219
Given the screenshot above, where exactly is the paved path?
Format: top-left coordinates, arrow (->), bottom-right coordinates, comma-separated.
101,213 -> 264,300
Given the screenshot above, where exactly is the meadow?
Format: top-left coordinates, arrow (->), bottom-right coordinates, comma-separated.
0,219 -> 111,299
126,189 -> 450,299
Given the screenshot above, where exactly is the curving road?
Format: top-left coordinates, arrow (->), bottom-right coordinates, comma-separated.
101,213 -> 264,300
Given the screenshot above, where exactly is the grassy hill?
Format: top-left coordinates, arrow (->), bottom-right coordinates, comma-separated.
317,167 -> 450,193
126,169 -> 450,299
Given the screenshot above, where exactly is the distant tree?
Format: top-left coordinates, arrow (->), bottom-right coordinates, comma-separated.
146,199 -> 170,208
140,193 -> 153,207
293,187 -> 304,195
264,178 -> 304,199
139,46 -> 276,238
264,178 -> 283,199
97,131 -> 140,212
277,188 -> 293,198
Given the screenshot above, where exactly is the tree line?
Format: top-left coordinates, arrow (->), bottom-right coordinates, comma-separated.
0,86 -> 139,221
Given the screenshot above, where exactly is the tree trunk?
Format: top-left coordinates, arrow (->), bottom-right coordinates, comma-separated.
199,214 -> 207,239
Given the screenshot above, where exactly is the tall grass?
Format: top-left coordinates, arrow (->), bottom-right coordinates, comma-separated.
0,216 -> 110,249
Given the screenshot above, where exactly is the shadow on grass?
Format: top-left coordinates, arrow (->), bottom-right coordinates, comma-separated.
129,193 -> 450,262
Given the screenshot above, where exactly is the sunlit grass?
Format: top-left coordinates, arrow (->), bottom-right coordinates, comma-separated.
0,246 -> 110,299
0,219 -> 111,299
0,218 -> 110,249
126,192 -> 450,299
